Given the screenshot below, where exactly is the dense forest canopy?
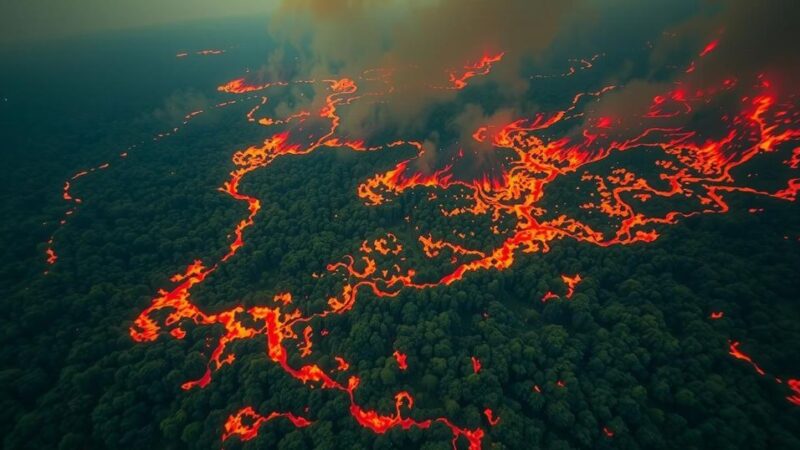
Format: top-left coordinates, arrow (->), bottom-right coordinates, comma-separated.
1,1 -> 799,449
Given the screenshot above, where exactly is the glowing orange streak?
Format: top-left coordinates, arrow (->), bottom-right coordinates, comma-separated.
788,148 -> 800,169
471,356 -> 481,374
246,96 -> 268,122
223,407 -> 311,441
483,408 -> 500,426
728,341 -> 766,376
45,160 -> 112,266
439,52 -> 505,90
710,311 -> 724,319
393,350 -> 408,371
419,234 -> 484,259
45,248 -> 57,265
561,274 -> 582,298
218,78 -> 289,94
335,356 -> 350,371
724,339 -> 798,405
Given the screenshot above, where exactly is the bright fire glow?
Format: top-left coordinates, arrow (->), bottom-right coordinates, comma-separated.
125,41 -> 800,445
43,36 -> 800,447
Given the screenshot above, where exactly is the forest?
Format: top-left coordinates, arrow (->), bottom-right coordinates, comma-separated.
1,8 -> 800,450
2,102 -> 799,449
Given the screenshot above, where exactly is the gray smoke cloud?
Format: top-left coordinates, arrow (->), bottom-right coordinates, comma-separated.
250,0 -> 798,170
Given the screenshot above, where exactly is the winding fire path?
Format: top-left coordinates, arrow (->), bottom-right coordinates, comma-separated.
46,39 -> 800,447
44,95 -> 264,271
130,68 -> 496,448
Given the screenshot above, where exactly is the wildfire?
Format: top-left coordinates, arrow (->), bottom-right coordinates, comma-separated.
699,39 -> 719,57
41,36 -> 799,448
223,407 -> 311,441
541,291 -> 559,302
335,356 -> 350,371
788,379 -> 800,406
441,52 -> 505,90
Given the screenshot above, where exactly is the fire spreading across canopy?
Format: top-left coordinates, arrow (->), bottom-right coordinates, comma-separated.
44,33 -> 800,448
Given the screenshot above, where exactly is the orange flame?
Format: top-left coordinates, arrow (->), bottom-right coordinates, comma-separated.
471,356 -> 481,374
393,350 -> 408,371
483,408 -> 500,426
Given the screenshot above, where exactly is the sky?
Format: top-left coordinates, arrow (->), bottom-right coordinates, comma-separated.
0,0 -> 279,44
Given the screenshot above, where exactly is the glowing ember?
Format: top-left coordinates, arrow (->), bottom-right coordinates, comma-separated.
483,408 -> 500,426
393,350 -> 408,371
728,341 -> 766,376
561,274 -> 582,298
787,379 -> 800,406
440,52 -> 505,90
725,340 -> 798,405
699,39 -> 719,57
541,291 -> 559,302
44,92 -> 259,268
223,407 -> 311,442
335,356 -> 350,372
471,356 -> 482,374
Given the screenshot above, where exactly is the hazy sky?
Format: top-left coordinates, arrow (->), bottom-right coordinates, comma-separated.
0,0 -> 279,44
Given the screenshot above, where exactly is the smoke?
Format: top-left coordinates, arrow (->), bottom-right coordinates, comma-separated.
252,0 -> 797,171
151,89 -> 210,125
654,0 -> 800,86
575,0 -> 800,141
256,0 -> 586,141
270,0 -> 580,79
